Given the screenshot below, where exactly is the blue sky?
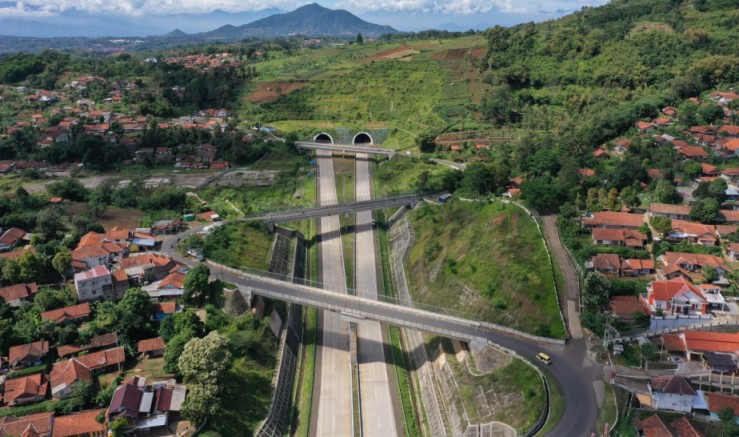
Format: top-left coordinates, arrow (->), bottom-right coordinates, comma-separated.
0,0 -> 610,32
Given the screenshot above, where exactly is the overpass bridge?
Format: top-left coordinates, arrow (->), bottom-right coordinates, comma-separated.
295,141 -> 396,157
240,192 -> 438,224
215,264 -> 558,345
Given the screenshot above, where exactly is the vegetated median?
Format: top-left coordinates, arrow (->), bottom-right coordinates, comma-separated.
406,200 -> 566,339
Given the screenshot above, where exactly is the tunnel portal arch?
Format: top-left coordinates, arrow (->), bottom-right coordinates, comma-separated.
352,132 -> 373,145
313,132 -> 334,144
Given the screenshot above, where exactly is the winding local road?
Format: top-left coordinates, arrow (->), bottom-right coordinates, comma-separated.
354,154 -> 400,437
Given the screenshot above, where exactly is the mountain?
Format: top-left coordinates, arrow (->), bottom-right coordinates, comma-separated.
203,3 -> 399,39
166,29 -> 188,37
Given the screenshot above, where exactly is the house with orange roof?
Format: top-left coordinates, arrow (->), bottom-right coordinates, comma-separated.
591,228 -> 647,248
719,125 -> 739,137
648,375 -> 696,413
701,163 -> 720,177
620,258 -> 655,276
650,203 -> 691,220
9,340 -> 49,369
0,282 -> 38,307
2,373 -> 49,406
666,220 -> 718,245
609,296 -> 647,319
675,145 -> 708,160
0,412 -> 54,437
587,253 -> 620,275
40,303 -> 91,325
634,414 -> 672,437
51,408 -> 107,437
660,252 -> 730,280
58,332 -> 118,358
72,347 -> 125,374
50,358 -> 92,399
152,302 -> 180,321
582,211 -> 645,229
578,168 -> 595,178
0,227 -> 29,252
137,337 -> 166,357
635,120 -> 655,133
705,392 -> 739,423
143,271 -> 187,300
640,277 -> 708,316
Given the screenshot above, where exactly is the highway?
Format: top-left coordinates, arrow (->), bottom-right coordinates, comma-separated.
296,141 -> 396,157
312,150 -> 353,437
354,154 -> 400,437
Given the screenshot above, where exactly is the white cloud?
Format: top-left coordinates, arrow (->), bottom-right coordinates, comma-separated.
336,0 -> 526,14
6,0 -> 302,16
0,1 -> 54,17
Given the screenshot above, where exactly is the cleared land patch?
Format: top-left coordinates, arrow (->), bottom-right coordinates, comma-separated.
246,80 -> 310,104
406,201 -> 565,338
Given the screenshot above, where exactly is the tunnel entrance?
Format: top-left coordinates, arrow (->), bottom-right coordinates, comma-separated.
313,133 -> 334,144
352,132 -> 373,145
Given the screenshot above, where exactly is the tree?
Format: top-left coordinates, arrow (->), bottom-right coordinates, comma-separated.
2,259 -> 20,283
586,188 -> 598,211
159,310 -> 205,342
653,180 -> 678,204
178,331 -> 232,426
699,104 -> 725,124
59,380 -> 94,413
415,132 -> 436,153
598,188 -> 608,209
651,216 -> 672,237
640,342 -> 658,361
690,198 -> 720,223
620,186 -> 639,207
52,250 -> 72,280
606,187 -> 619,211
183,264 -> 211,306
164,334 -> 191,375
682,160 -> 702,178
355,33 -> 364,45
718,406 -> 739,436
115,288 -> 153,344
702,265 -> 719,284
708,178 -> 728,203
582,272 -> 611,311
17,252 -> 43,283
37,207 -> 65,240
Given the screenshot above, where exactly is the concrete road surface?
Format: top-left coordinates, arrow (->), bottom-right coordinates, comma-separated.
354,154 -> 400,437
313,150 -> 353,437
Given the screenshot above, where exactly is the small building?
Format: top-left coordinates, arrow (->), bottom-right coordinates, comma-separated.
51,408 -> 108,437
0,411 -> 54,436
152,302 -> 179,321
2,373 -> 49,406
705,392 -> 739,423
648,375 -> 696,413
9,340 -> 49,369
0,282 -> 38,307
650,203 -> 691,221
582,212 -> 645,229
640,277 -> 707,316
591,228 -> 647,248
40,303 -> 92,325
587,253 -> 621,275
50,359 -> 92,399
137,337 -> 166,358
151,220 -> 183,235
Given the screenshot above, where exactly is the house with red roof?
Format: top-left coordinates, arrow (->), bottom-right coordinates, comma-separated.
143,271 -> 187,300
640,277 -> 707,316
51,409 -> 107,437
719,125 -> 739,137
578,168 -> 595,178
620,258 -> 655,277
0,282 -> 38,307
666,220 -> 718,246
9,340 -> 49,369
108,376 -> 186,433
40,303 -> 91,325
591,228 -> 647,248
587,253 -> 621,275
58,332 -> 118,358
635,120 -> 655,133
635,414 -> 702,437
648,376 -> 696,413
675,145 -> 708,160
609,296 -> 647,320
582,211 -> 645,229
0,227 -> 29,252
2,373 -> 49,406
660,252 -> 730,281
701,163 -> 720,177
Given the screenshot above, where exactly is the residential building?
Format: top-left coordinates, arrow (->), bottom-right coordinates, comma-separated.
640,277 -> 707,316
591,228 -> 647,248
609,296 -> 647,319
50,359 -> 92,399
0,282 -> 38,307
705,392 -> 739,423
2,373 -> 49,406
74,266 -> 113,302
108,377 -> 186,433
650,203 -> 692,221
0,227 -> 28,252
142,271 -> 186,300
58,332 -> 119,358
620,258 -> 655,276
648,376 -> 696,413
587,253 -> 621,275
666,220 -> 718,245
40,303 -> 92,325
152,302 -> 179,321
661,252 -> 730,280
116,253 -> 182,285
51,409 -> 107,437
71,347 -> 125,374
9,340 -> 49,369
0,412 -> 54,437
151,220 -> 183,235
728,243 -> 739,261
635,414 -> 703,437
137,337 -> 166,358
582,211 -> 645,229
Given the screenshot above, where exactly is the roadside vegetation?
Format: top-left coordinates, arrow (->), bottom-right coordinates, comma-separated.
406,201 -> 565,338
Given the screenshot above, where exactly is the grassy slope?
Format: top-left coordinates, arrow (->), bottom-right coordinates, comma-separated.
204,222 -> 273,271
406,201 -> 565,338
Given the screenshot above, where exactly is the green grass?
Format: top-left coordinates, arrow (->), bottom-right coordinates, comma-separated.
333,158 -> 355,290
389,327 -> 423,437
292,307 -> 318,437
375,157 -> 448,197
598,382 -> 618,434
406,201 -> 566,339
7,364 -> 47,379
204,221 -> 273,272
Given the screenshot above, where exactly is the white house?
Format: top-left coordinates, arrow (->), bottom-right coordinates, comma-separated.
649,376 -> 696,413
74,265 -> 113,302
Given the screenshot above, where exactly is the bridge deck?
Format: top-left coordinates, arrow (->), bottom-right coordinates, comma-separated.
296,141 -> 396,157
240,192 -> 433,223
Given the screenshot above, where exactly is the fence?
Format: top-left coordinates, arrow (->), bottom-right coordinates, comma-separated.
255,228 -> 306,437
609,320 -> 739,344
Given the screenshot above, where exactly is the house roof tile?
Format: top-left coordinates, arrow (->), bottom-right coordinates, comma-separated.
2,374 -> 49,404
40,303 -> 91,324
137,337 -> 166,354
650,375 -> 696,396
583,212 -> 644,228
650,203 -> 691,216
9,340 -> 49,366
0,412 -> 53,437
706,392 -> 739,415
51,409 -> 107,437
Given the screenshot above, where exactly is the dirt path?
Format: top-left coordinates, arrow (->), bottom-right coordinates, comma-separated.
541,215 -> 584,339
